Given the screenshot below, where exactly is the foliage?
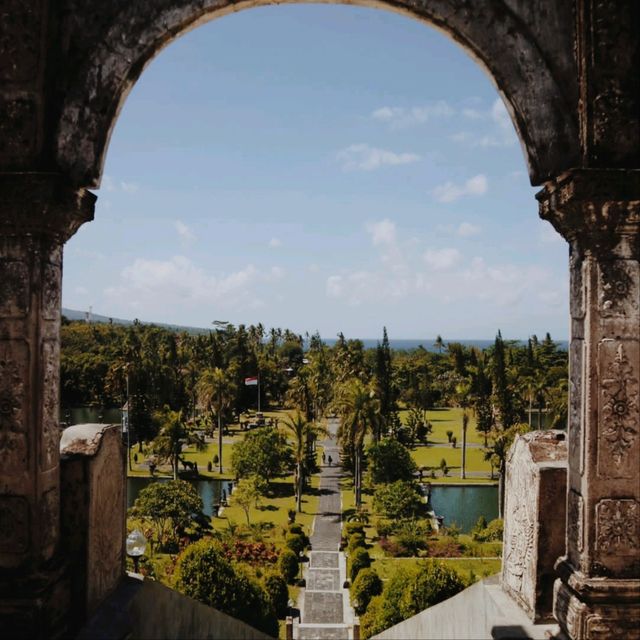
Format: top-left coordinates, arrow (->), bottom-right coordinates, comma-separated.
150,406 -> 204,480
231,427 -> 292,482
349,547 -> 371,582
175,539 -> 278,637
373,480 -> 423,521
232,476 -> 265,526
394,519 -> 431,556
473,517 -> 504,542
263,571 -> 289,618
278,548 -> 299,584
130,480 -> 204,548
351,568 -> 383,615
218,540 -> 279,565
285,533 -> 306,555
360,561 -> 464,638
347,532 -> 367,553
365,438 -> 416,485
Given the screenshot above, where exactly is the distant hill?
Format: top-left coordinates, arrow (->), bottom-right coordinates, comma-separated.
62,308 -> 210,335
62,308 -> 567,351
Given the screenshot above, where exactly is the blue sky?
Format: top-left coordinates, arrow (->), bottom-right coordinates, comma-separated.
62,5 -> 569,340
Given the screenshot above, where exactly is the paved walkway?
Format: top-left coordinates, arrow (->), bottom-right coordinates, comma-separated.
297,419 -> 354,640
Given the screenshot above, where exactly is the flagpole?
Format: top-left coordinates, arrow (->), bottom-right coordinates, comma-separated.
258,374 -> 261,413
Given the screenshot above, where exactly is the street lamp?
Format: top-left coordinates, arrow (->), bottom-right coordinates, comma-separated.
126,529 -> 147,573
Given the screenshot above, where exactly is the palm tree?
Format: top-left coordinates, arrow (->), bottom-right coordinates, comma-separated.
282,411 -> 328,512
334,379 -> 381,508
197,368 -> 236,473
455,378 -> 472,480
151,407 -> 205,480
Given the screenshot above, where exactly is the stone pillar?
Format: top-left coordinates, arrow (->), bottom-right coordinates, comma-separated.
538,169 -> 640,640
0,173 -> 95,638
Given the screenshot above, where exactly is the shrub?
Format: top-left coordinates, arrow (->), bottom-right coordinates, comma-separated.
398,560 -> 465,619
425,536 -> 463,558
285,533 -> 306,555
213,453 -> 219,465
446,430 -> 453,443
365,438 -> 416,484
375,519 -> 394,538
175,539 -> 277,637
379,536 -> 410,558
207,461 -> 212,472
471,515 -> 488,540
278,548 -> 299,584
348,532 -> 366,553
373,481 -> 423,521
395,520 -> 431,556
351,568 -> 383,615
481,518 -> 504,542
263,572 -> 289,618
345,522 -> 365,536
350,547 -> 371,582
288,523 -> 304,536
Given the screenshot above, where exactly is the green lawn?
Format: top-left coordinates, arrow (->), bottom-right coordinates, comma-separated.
398,407 -> 487,445
372,556 -> 501,582
410,444 -> 494,477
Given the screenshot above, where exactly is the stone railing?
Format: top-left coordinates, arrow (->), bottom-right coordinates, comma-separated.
60,424 -> 125,634
502,430 -> 567,622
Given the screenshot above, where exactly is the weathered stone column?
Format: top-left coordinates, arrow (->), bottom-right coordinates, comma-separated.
538,169 -> 640,640
0,173 -> 94,638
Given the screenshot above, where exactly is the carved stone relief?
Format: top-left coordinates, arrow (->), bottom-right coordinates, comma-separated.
0,261 -> 29,317
596,499 -> 639,555
599,260 -> 639,317
0,495 -> 29,554
568,489 -> 584,557
598,342 -> 639,478
41,341 -> 60,472
569,340 -> 584,474
0,0 -> 41,84
586,615 -> 639,640
503,455 -> 536,605
39,488 -> 59,559
42,264 -> 61,321
0,97 -> 37,165
0,341 -> 28,471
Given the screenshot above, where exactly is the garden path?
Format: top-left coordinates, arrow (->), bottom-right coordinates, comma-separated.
296,418 -> 354,640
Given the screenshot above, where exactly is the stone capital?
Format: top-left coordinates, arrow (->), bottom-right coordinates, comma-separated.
0,173 -> 95,244
537,169 -> 640,258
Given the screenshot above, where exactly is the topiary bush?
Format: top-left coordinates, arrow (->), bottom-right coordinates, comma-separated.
263,571 -> 289,618
278,548 -> 299,584
285,533 -> 306,555
344,522 -> 365,536
175,539 -> 277,637
351,568 -> 383,615
349,547 -> 371,582
347,532 -> 366,553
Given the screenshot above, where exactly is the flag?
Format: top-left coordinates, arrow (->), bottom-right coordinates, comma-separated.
244,376 -> 258,386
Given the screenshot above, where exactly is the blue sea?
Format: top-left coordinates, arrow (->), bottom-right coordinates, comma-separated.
320,338 -> 568,352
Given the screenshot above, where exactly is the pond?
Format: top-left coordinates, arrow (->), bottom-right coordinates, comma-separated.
127,477 -> 232,518
61,406 -> 122,425
425,484 -> 499,533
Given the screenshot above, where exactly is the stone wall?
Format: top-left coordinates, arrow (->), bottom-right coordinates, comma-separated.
60,424 -> 125,635
502,430 -> 567,622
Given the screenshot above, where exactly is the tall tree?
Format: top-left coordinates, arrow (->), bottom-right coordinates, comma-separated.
374,327 -> 395,440
150,407 -> 205,480
197,367 -> 237,473
334,379 -> 381,508
282,412 -> 327,512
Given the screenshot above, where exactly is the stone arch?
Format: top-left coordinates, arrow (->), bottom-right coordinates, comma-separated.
54,0 -> 579,188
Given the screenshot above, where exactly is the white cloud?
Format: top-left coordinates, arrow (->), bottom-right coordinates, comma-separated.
336,144 -> 420,171
120,181 -> 139,194
269,237 -> 282,248
457,222 -> 481,237
366,219 -> 396,246
433,174 -> 488,203
372,101 -> 453,129
105,256 -> 285,312
424,248 -> 462,271
175,220 -> 196,244
491,98 -> 511,129
452,98 -> 517,149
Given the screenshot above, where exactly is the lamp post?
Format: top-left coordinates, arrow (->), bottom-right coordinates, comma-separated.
126,529 -> 147,573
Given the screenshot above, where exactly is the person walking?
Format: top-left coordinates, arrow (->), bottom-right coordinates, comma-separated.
322,451 -> 326,465
327,455 -> 332,466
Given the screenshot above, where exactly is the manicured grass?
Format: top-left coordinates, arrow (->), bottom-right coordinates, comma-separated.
213,472 -> 320,547
398,407 -> 487,445
371,556 -> 501,582
410,444 -> 494,477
